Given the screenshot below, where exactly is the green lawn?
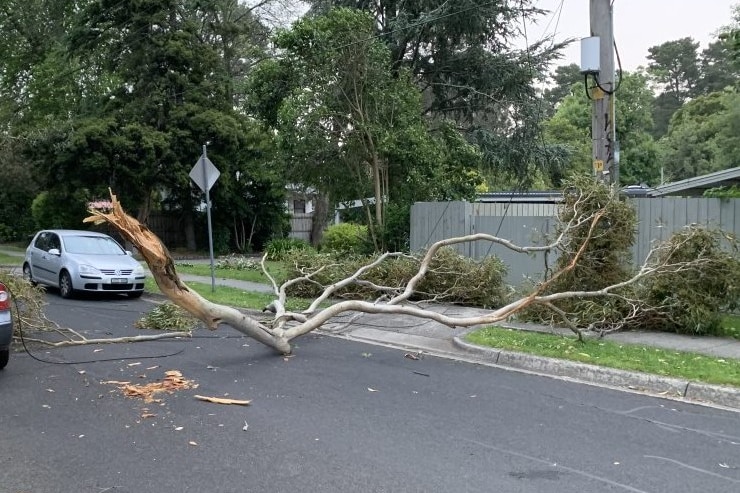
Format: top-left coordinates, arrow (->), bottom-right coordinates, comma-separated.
0,253 -> 23,266
173,260 -> 289,285
465,326 -> 740,387
144,278 -> 314,312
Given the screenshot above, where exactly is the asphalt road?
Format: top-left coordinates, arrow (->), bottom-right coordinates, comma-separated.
1,293 -> 739,493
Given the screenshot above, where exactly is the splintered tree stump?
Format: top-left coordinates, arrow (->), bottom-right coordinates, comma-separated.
84,190 -> 291,354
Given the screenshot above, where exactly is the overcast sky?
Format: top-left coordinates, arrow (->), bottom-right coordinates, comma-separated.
523,0 -> 737,71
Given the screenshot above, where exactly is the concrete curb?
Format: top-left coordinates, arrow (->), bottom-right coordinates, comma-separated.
452,336 -> 740,410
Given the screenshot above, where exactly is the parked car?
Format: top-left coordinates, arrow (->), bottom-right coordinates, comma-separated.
0,281 -> 12,369
23,230 -> 146,299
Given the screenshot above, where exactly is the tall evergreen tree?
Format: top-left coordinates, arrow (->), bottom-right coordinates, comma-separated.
646,37 -> 701,138
304,0 -> 567,186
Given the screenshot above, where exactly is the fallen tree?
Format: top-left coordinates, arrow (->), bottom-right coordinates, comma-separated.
80,185 -> 738,356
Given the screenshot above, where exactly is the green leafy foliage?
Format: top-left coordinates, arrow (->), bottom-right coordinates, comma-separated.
703,185 -> 740,198
31,190 -> 91,230
135,302 -> 198,332
520,178 -> 638,328
0,138 -> 38,241
305,0 -> 566,184
658,89 -> 740,181
320,223 -> 373,255
283,247 -> 508,308
264,238 -> 313,261
637,226 -> 740,335
520,179 -> 740,336
0,269 -> 48,334
553,177 -> 637,290
544,72 -> 660,186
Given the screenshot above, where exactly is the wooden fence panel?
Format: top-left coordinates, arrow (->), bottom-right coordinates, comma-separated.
411,198 -> 740,286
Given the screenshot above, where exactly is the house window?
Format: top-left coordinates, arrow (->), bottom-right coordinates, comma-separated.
293,199 -> 306,213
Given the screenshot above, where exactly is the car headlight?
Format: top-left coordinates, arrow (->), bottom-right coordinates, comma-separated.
133,265 -> 146,276
78,264 -> 102,275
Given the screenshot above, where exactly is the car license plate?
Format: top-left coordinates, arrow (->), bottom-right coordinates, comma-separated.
111,278 -> 127,284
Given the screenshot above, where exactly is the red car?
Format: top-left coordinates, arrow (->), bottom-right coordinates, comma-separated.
0,281 -> 12,369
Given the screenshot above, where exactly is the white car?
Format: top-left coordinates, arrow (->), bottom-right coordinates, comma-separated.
23,230 -> 147,299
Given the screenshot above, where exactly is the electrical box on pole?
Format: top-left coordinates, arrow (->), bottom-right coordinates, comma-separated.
588,0 -> 618,187
579,36 -> 601,74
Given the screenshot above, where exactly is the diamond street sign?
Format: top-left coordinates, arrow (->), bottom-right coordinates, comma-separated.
189,156 -> 220,192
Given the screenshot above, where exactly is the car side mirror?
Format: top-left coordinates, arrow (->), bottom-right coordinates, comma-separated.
48,248 -> 61,256
126,250 -> 133,256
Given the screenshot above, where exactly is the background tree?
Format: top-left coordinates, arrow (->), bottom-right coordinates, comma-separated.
542,63 -> 582,118
194,0 -> 272,106
12,0 -> 289,251
247,8 -> 482,250
719,3 -> 740,61
646,37 -> 701,138
544,72 -> 659,186
0,0 -> 91,238
304,0 -> 567,188
657,89 -> 740,181
698,38 -> 740,94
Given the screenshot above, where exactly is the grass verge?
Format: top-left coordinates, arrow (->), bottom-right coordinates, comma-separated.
173,261 -> 289,285
0,253 -> 23,266
465,326 -> 740,388
144,278 -> 314,312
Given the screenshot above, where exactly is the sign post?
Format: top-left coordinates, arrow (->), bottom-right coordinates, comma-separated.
189,145 -> 220,291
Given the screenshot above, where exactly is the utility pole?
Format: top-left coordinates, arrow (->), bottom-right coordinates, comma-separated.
589,0 -> 618,186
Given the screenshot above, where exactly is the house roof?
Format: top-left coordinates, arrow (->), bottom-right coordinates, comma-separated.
648,167 -> 740,197
477,186 -> 654,203
477,191 -> 563,203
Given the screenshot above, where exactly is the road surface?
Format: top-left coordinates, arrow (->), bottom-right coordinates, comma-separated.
0,293 -> 738,492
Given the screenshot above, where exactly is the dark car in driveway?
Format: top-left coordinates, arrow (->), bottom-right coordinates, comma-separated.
0,281 -> 12,369
23,230 -> 147,299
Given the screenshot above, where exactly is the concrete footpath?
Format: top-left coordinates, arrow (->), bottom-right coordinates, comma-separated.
2,249 -> 739,410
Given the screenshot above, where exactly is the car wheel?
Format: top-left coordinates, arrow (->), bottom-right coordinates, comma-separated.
59,271 -> 75,299
0,349 -> 8,370
22,264 -> 36,286
127,291 -> 143,299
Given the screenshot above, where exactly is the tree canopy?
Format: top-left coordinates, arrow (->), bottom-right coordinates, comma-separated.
544,71 -> 660,186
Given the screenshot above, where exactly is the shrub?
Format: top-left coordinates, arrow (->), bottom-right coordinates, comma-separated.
283,247 -> 508,308
264,237 -> 313,261
31,190 -> 90,230
320,223 -> 373,255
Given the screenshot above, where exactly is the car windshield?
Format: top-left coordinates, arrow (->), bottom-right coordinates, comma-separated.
62,235 -> 125,255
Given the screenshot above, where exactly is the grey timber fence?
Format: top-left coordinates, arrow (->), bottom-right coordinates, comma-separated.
411,198 -> 739,285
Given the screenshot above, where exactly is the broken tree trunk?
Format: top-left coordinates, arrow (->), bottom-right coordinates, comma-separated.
84,192 -> 291,354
